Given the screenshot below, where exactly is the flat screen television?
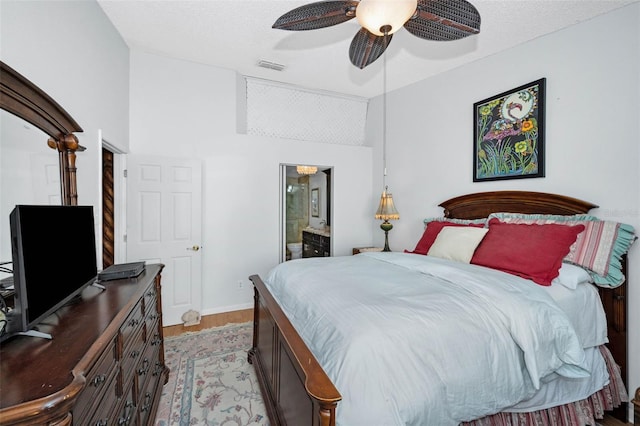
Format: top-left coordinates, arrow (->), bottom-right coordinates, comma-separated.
2,205 -> 98,342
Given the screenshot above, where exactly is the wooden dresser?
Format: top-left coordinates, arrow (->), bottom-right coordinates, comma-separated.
0,264 -> 168,425
633,387 -> 640,426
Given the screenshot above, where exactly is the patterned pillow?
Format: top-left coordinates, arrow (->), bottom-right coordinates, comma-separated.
488,212 -> 636,288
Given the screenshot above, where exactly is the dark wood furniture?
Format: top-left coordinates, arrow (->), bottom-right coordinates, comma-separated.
634,388 -> 640,426
302,230 -> 330,258
248,191 -> 629,426
352,246 -> 383,255
0,264 -> 168,425
0,61 -> 84,206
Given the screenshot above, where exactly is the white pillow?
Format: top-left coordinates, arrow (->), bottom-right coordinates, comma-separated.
427,226 -> 489,263
551,263 -> 593,289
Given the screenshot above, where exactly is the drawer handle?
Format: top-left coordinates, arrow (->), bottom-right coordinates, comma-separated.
138,358 -> 150,376
118,401 -> 134,425
151,334 -> 162,346
149,313 -> 158,321
130,350 -> 140,359
90,374 -> 107,387
153,361 -> 164,376
128,318 -> 140,327
146,290 -> 155,297
95,420 -> 108,426
140,392 -> 153,412
117,416 -> 131,426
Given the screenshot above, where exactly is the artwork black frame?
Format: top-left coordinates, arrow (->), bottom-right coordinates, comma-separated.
473,78 -> 546,182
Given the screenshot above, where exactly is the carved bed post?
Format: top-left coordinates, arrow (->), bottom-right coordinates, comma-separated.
319,403 -> 337,426
47,134 -> 85,206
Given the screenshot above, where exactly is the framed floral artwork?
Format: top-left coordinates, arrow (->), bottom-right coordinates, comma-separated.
473,78 -> 546,182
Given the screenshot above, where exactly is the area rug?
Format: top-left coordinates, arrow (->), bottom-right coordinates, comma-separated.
155,322 -> 269,426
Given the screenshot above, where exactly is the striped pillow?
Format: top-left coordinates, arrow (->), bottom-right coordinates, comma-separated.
487,213 -> 636,288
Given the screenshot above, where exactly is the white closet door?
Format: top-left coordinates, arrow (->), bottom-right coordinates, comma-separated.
126,155 -> 202,326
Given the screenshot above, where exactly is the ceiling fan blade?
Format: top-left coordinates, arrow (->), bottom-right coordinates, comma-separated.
349,28 -> 392,69
273,1 -> 359,31
405,0 -> 481,41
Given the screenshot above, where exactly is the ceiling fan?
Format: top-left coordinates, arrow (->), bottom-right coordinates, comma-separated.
272,0 -> 481,69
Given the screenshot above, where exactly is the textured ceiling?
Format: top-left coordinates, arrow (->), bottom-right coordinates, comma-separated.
97,0 -> 637,98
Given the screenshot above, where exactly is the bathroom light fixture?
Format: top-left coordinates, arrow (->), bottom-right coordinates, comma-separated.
374,29 -> 399,252
296,165 -> 318,175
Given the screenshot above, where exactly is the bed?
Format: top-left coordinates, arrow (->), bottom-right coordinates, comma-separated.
248,191 -> 632,426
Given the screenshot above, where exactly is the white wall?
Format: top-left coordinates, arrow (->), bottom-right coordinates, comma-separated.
129,51 -> 374,314
0,0 -> 129,259
374,4 -> 640,419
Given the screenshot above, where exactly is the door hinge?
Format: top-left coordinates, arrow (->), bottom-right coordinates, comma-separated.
123,169 -> 128,178
123,234 -> 127,243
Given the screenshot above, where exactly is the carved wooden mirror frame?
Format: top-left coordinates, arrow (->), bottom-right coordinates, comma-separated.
0,61 -> 84,205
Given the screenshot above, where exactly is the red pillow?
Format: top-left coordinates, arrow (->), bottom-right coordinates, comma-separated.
470,219 -> 585,286
408,221 -> 485,255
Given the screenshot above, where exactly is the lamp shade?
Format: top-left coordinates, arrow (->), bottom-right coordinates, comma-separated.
375,189 -> 399,220
356,0 -> 417,36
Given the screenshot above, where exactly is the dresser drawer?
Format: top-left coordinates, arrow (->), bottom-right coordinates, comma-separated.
113,380 -> 137,426
86,377 -> 120,426
120,301 -> 145,382
143,295 -> 160,343
142,285 -> 159,316
135,341 -> 160,401
73,339 -> 118,422
120,299 -> 144,349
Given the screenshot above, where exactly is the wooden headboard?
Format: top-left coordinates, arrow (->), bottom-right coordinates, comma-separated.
439,190 -> 628,422
440,190 -> 598,219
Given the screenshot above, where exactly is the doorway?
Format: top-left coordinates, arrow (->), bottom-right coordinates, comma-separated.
281,164 -> 332,262
100,137 -> 127,270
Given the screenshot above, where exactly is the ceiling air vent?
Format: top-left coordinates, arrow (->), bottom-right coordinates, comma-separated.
257,60 -> 286,71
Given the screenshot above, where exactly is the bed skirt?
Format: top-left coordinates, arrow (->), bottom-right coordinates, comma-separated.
463,345 -> 628,426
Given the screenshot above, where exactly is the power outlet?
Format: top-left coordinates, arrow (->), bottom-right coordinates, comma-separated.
237,280 -> 244,291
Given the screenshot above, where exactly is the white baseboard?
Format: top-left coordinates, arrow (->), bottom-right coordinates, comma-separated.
200,303 -> 253,317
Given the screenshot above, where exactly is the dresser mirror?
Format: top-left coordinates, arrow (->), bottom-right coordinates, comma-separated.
0,61 -> 84,264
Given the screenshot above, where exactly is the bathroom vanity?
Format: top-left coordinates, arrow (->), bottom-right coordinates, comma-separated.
302,229 -> 330,258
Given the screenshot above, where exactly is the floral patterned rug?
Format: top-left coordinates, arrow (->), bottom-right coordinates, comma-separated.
155,322 -> 269,426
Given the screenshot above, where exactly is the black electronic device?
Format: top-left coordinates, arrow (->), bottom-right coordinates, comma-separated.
2,205 -> 98,342
98,262 -> 145,281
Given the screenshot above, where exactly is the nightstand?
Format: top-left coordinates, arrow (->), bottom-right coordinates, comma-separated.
633,387 -> 639,425
352,247 -> 384,255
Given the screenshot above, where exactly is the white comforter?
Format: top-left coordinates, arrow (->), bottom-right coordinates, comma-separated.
265,252 -> 591,426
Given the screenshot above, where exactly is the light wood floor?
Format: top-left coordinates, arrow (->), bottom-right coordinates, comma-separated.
162,308 -> 252,337
162,310 -> 633,425
600,415 -> 631,425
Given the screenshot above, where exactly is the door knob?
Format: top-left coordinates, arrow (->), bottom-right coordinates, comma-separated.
187,245 -> 200,252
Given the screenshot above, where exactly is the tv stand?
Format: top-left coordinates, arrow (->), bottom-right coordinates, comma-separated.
16,329 -> 52,340
91,281 -> 106,290
0,263 -> 168,426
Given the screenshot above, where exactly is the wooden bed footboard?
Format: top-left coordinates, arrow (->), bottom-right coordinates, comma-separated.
248,274 -> 341,426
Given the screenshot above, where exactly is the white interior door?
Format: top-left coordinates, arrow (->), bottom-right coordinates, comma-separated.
126,155 -> 202,326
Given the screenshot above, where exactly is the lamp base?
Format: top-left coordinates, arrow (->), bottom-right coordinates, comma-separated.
380,220 -> 393,252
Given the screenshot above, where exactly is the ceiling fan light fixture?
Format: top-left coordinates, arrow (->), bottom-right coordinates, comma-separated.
356,0 -> 417,36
